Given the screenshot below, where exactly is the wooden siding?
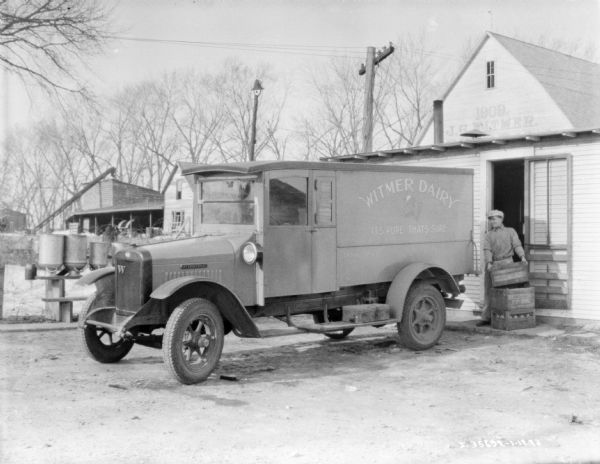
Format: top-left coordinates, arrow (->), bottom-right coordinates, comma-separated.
387,154 -> 483,311
387,136 -> 600,320
565,145 -> 600,320
420,36 -> 571,145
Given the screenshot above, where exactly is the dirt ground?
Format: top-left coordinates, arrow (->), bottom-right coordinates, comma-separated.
1,321 -> 599,464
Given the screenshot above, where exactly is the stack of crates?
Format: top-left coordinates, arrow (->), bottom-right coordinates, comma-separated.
490,262 -> 536,330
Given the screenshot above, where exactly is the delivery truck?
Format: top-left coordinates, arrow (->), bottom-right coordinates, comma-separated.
78,161 -> 474,384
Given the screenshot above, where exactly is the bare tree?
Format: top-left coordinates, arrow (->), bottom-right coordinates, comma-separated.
375,34 -> 441,148
136,76 -> 181,191
209,59 -> 289,162
299,58 -> 364,159
105,89 -> 147,186
0,0 -> 113,96
3,127 -> 71,227
299,34 -> 446,158
171,70 -> 225,164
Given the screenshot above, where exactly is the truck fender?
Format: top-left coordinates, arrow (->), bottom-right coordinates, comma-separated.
150,276 -> 260,338
386,263 -> 460,319
77,267 -> 114,286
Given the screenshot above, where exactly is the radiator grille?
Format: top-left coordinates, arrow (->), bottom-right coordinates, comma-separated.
115,256 -> 146,311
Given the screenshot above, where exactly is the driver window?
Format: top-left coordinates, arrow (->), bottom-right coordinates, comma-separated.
269,177 -> 308,225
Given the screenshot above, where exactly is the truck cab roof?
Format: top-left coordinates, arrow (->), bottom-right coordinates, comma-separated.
179,160 -> 472,176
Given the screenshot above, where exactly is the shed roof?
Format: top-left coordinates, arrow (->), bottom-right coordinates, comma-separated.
326,127 -> 600,163
71,200 -> 164,216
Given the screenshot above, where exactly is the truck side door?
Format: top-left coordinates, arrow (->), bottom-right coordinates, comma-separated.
263,170 -> 312,297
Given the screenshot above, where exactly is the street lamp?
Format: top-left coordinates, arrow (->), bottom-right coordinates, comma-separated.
249,79 -> 263,162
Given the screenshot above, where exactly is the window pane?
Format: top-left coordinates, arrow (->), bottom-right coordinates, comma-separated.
269,177 -> 308,225
201,180 -> 253,201
202,203 -> 254,225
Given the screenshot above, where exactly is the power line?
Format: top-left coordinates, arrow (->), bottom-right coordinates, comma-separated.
108,35 -> 365,58
109,34 -> 599,79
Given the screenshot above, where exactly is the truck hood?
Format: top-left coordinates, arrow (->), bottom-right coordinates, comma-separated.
139,234 -> 253,265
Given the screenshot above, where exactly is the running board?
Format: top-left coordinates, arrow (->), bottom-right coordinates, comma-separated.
259,327 -> 308,338
289,318 -> 400,334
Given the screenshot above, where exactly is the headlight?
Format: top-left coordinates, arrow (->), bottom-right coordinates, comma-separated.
242,242 -> 261,265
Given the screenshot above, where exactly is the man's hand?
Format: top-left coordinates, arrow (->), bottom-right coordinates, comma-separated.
486,263 -> 493,272
521,257 -> 528,264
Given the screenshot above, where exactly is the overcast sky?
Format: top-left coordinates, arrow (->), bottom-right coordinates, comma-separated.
2,0 -> 599,140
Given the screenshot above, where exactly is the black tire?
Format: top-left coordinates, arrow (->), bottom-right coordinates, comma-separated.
163,298 -> 224,385
312,312 -> 355,340
398,283 -> 446,350
79,293 -> 133,363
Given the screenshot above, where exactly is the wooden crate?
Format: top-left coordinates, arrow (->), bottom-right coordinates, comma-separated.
491,262 -> 529,288
490,286 -> 535,311
491,308 -> 536,331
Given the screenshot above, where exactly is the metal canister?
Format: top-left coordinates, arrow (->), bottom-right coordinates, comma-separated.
64,234 -> 88,273
110,242 -> 127,257
37,234 -> 65,274
89,241 -> 111,269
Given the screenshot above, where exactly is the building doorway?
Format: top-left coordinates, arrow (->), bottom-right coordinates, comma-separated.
491,159 -> 525,245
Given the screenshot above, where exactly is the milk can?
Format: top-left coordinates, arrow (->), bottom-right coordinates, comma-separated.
89,241 -> 111,269
64,234 -> 88,273
37,234 -> 65,274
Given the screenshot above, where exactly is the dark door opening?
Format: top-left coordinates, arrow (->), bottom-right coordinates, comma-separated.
492,160 -> 525,246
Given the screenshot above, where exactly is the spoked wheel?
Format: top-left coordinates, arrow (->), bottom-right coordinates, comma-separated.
398,283 -> 446,350
80,293 -> 133,363
313,310 -> 355,340
163,298 -> 224,384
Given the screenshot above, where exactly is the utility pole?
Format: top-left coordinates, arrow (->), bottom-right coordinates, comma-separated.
359,43 -> 395,153
249,79 -> 263,162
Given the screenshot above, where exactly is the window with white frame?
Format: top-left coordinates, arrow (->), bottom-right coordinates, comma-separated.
171,210 -> 185,232
486,61 -> 495,89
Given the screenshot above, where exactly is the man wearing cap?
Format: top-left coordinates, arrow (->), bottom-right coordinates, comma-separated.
477,209 -> 527,326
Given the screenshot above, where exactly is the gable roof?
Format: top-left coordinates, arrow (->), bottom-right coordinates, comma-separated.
415,32 -> 600,145
490,32 -> 600,129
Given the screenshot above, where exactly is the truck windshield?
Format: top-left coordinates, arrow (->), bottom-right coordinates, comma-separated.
199,179 -> 255,225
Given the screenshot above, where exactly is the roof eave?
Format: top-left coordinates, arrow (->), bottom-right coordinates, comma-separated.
325,127 -> 600,162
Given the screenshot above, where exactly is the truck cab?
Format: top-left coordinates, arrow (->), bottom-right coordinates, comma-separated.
79,161 -> 474,384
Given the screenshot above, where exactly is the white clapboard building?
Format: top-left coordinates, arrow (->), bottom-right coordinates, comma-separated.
162,164 -> 194,236
329,33 -> 600,324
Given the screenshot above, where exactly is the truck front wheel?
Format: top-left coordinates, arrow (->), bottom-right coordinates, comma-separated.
398,283 -> 446,350
80,293 -> 133,363
163,298 -> 224,384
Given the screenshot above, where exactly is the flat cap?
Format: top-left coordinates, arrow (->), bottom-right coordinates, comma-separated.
487,209 -> 504,219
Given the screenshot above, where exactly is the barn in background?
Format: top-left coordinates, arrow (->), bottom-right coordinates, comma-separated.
0,208 -> 26,233
68,178 -> 163,234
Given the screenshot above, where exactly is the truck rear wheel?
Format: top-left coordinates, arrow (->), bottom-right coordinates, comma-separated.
80,293 -> 133,363
163,298 -> 224,384
398,283 -> 446,350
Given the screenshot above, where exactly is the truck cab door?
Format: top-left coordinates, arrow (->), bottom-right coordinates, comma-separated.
263,171 -> 312,297
311,173 -> 337,293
